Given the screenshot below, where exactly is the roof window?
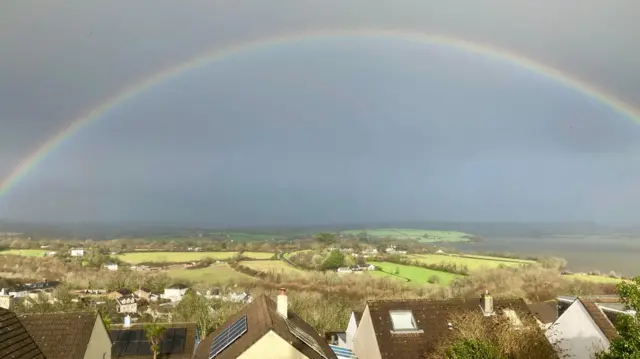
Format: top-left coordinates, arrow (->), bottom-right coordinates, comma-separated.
389,310 -> 422,333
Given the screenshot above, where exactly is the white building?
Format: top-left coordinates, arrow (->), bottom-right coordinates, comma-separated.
546,295 -> 632,359
161,284 -> 189,302
104,263 -> 118,271
342,310 -> 362,350
116,295 -> 138,314
337,267 -> 353,274
70,248 -> 85,257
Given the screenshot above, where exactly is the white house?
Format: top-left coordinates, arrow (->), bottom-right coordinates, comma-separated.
337,267 -> 353,274
546,295 -> 632,359
104,262 -> 118,271
161,284 -> 189,302
116,295 -> 138,314
342,310 -> 363,350
70,248 -> 85,257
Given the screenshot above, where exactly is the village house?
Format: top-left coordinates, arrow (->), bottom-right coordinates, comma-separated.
336,267 -> 353,274
104,262 -> 119,271
351,292 -> 543,359
108,288 -> 134,300
44,251 -> 57,257
193,288 -> 338,359
546,295 -> 634,359
110,319 -> 198,359
116,295 -> 138,314
162,284 -> 189,302
19,311 -> 112,359
0,307 -> 47,359
133,288 -> 159,302
361,248 -> 378,257
70,248 -> 85,257
527,300 -> 559,330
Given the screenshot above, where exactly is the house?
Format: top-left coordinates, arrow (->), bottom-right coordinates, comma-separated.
546,295 -> 634,359
116,295 -> 138,314
162,284 -> 189,302
528,300 -> 558,330
0,288 -> 15,310
343,311 -> 362,350
104,263 -> 119,271
108,288 -> 133,300
44,251 -> 57,257
109,322 -> 198,359
435,249 -> 445,254
361,248 -> 378,255
19,311 -> 112,359
193,288 -> 338,359
352,292 -> 540,359
134,288 -> 160,301
365,264 -> 375,271
337,267 -> 353,274
71,248 -> 85,257
0,307 -> 47,359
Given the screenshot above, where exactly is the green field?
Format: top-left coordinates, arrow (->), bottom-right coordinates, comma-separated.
117,251 -> 274,264
564,274 -> 627,284
166,263 -> 255,285
208,232 -> 287,242
339,229 -> 473,242
459,254 -> 535,264
241,260 -> 305,275
409,254 -> 531,272
0,249 -> 49,257
371,261 -> 461,285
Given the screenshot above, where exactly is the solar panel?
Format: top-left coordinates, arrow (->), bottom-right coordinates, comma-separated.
209,315 -> 248,359
285,319 -> 327,359
109,327 -> 188,356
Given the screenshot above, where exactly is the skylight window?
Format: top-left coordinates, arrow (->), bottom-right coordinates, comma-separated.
389,310 -> 419,331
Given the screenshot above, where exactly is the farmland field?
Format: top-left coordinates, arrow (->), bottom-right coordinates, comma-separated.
564,274 -> 626,284
166,264 -> 255,285
409,254 -> 531,272
459,254 -> 535,264
339,229 -> 473,242
0,249 -> 48,257
371,261 -> 461,285
117,251 -> 274,264
240,260 -> 305,275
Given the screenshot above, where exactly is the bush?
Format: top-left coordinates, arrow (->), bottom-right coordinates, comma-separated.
448,339 -> 503,359
427,275 -> 441,284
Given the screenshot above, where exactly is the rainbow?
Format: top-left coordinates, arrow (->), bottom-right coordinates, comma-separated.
1,28 -> 639,201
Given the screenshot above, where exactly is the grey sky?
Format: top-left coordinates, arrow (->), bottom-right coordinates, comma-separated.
0,0 -> 639,226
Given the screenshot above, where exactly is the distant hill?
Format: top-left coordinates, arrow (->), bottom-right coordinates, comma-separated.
0,219 -> 634,239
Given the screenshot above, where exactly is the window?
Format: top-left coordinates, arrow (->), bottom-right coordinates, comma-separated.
389,310 -> 419,331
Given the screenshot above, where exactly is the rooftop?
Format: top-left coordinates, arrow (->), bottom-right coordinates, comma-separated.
18,312 -> 99,359
109,322 -> 198,359
366,297 -> 534,359
193,294 -> 337,359
0,307 -> 46,359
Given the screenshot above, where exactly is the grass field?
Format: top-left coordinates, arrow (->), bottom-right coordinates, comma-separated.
459,254 -> 535,264
564,274 -> 627,284
371,261 -> 460,285
409,254 -> 532,272
339,229 -> 473,243
117,251 -> 274,264
241,260 -> 306,276
165,263 -> 255,285
0,249 -> 48,257
208,232 -> 287,242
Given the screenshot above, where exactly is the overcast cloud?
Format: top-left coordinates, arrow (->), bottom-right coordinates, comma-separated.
0,0 -> 639,225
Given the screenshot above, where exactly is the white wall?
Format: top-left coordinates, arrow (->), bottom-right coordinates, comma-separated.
353,306 -> 382,359
344,313 -> 358,350
546,300 -> 610,359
